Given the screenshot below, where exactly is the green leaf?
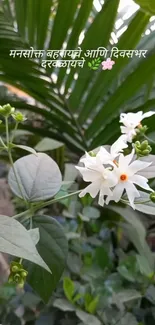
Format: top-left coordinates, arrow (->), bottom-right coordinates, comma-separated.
136,255 -> 154,277
95,247 -> 110,270
134,0 -> 155,15
69,0 -> 120,111
76,310 -> 101,325
35,137 -> 64,151
145,285 -> 155,304
88,62 -> 92,68
26,215 -> 68,303
82,206 -> 100,220
48,0 -> 79,50
86,295 -> 100,314
0,215 -> 50,272
28,228 -> 40,245
8,152 -> 62,202
81,10 -> 150,127
110,206 -> 154,270
112,289 -> 142,304
53,298 -> 75,311
92,66 -> 99,70
115,312 -> 138,325
63,277 -> 75,302
118,265 -> 137,283
134,191 -> 155,215
87,54 -> 155,140
13,144 -> 37,155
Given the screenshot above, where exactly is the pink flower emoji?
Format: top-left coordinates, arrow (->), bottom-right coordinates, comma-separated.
102,58 -> 115,70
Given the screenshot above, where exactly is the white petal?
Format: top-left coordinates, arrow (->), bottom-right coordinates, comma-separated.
111,137 -> 128,157
120,111 -> 143,127
110,183 -> 125,203
125,182 -> 140,209
130,174 -> 153,192
142,111 -> 155,120
79,180 -> 101,198
98,187 -> 113,206
120,126 -> 128,134
119,149 -> 135,170
97,147 -> 112,164
104,169 -> 118,187
128,160 -> 152,176
80,152 -> 96,167
76,166 -> 101,182
120,126 -> 136,142
139,155 -> 155,179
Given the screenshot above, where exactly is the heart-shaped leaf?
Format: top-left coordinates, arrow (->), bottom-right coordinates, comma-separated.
25,215 -> 68,302
8,153 -> 62,202
0,215 -> 50,272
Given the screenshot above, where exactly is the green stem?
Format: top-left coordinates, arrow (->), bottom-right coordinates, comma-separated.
5,117 -> 9,145
144,134 -> 155,144
11,121 -> 19,143
13,190 -> 81,219
35,189 -> 81,210
5,117 -> 27,205
0,137 -> 7,149
121,198 -> 151,205
12,210 -> 30,219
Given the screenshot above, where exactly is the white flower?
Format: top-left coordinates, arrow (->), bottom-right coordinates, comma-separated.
98,137 -> 128,165
120,111 -> 155,142
76,152 -> 118,206
106,149 -> 153,209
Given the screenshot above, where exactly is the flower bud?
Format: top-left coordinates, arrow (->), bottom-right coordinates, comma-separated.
134,140 -> 152,157
8,275 -> 14,283
10,261 -> 22,272
150,192 -> 155,203
89,151 -> 96,157
136,125 -> 148,135
140,140 -> 149,150
11,265 -> 19,273
18,279 -> 25,288
12,111 -> 27,122
0,104 -> 15,117
20,270 -> 28,278
14,274 -> 21,283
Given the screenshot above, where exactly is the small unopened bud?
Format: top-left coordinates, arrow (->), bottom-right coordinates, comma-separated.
11,265 -> 19,273
150,192 -> 155,203
12,111 -> 27,122
134,140 -> 152,157
20,270 -> 28,278
89,151 -> 96,157
140,140 -> 149,150
18,279 -> 25,288
0,104 -> 15,117
10,261 -> 21,273
14,274 -> 21,283
8,275 -> 14,283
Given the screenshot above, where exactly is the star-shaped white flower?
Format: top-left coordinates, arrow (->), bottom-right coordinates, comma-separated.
98,137 -> 128,165
76,152 -> 118,206
120,111 -> 155,142
106,149 -> 153,209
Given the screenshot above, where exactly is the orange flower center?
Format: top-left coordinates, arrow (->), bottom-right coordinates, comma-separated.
113,160 -> 119,166
120,174 -> 128,181
138,123 -> 142,129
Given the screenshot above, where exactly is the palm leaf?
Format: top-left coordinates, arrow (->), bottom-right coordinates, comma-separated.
0,0 -> 155,155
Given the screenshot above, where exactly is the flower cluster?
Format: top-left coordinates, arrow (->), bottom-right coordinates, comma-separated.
0,103 -> 26,122
76,111 -> 155,209
8,261 -> 28,288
